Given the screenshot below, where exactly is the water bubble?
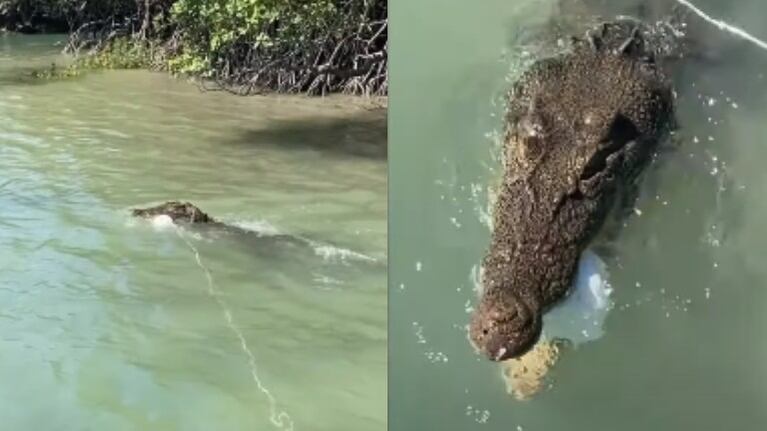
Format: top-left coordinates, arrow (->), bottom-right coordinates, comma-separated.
412,322 -> 427,344
425,351 -> 449,363
450,217 -> 462,228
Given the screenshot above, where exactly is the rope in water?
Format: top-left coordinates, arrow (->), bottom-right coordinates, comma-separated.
174,226 -> 295,431
674,0 -> 767,51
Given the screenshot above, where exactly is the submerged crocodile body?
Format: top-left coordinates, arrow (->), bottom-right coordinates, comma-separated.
131,201 -> 382,269
131,201 -> 311,252
469,20 -> 676,361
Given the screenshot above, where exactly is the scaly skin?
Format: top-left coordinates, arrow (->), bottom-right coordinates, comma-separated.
470,21 -> 675,361
132,201 -> 216,224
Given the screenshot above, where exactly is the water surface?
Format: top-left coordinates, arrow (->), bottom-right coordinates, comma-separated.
390,0 -> 767,429
1,33 -> 387,431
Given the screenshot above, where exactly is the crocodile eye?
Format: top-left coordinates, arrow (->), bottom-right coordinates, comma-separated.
603,113 -> 640,144
514,113 -> 547,165
581,114 -> 640,181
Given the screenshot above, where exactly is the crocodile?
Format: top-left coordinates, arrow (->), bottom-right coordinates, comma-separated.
131,201 -> 382,269
469,20 -> 676,361
131,201 -> 313,255
132,201 -> 217,224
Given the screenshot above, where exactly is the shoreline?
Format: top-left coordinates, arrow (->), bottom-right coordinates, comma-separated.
1,0 -> 387,96
1,31 -> 389,107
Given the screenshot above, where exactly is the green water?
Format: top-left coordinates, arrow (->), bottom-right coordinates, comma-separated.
390,0 -> 767,429
1,34 -> 387,430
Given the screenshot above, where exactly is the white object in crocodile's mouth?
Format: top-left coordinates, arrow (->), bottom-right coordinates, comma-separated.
542,249 -> 613,346
151,214 -> 175,231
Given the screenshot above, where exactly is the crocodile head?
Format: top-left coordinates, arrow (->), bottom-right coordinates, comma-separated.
131,201 -> 214,224
470,21 -> 675,361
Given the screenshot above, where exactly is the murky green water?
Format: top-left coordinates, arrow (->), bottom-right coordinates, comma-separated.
390,0 -> 767,429
1,34 -> 386,431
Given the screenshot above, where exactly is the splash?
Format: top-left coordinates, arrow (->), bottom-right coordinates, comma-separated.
174,226 -> 295,431
675,0 -> 767,51
541,250 -> 613,345
311,242 -> 378,263
230,219 -> 281,236
231,219 -> 378,263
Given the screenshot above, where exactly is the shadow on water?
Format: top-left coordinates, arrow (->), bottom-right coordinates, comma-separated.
225,108 -> 388,160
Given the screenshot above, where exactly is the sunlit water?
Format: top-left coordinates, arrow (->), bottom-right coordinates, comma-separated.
390,0 -> 767,429
0,34 -> 387,431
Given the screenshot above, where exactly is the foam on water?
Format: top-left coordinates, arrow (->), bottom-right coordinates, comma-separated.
312,244 -> 378,263
232,219 -> 378,263
230,219 -> 281,236
542,250 -> 613,346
